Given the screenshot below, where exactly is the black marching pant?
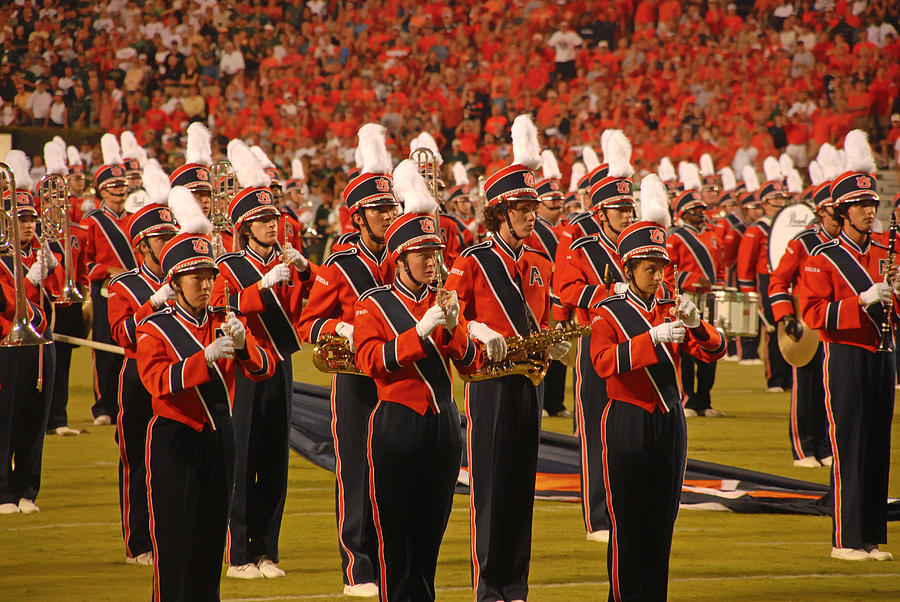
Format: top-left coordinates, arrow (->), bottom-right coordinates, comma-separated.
368,401 -> 462,602
227,359 -> 292,566
574,336 -> 611,534
90,280 -> 123,418
0,344 -> 55,505
47,303 -> 84,430
602,400 -> 686,602
680,352 -> 717,413
116,357 -> 153,558
466,375 -> 543,602
146,414 -> 233,602
822,342 -> 894,549
789,344 -> 830,461
332,372 -> 379,586
758,276 -> 792,389
542,359 -> 567,415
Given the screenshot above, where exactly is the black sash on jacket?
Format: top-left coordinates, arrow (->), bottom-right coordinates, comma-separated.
817,240 -> 884,331
87,209 -> 137,270
672,226 -> 716,283
468,244 -> 533,337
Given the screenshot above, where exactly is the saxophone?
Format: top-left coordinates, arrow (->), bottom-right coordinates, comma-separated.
460,323 -> 591,386
312,333 -> 363,375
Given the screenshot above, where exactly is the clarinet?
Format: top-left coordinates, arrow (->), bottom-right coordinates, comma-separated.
877,213 -> 897,352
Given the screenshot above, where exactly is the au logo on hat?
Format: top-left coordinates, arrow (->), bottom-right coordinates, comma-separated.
375,177 -> 390,192
856,175 -> 872,189
258,190 -> 273,204
112,166 -> 125,177
159,208 -> 172,221
523,172 -> 535,188
192,238 -> 210,254
197,169 -> 208,181
650,228 -> 664,244
421,217 -> 434,233
617,181 -> 630,194
549,180 -> 560,191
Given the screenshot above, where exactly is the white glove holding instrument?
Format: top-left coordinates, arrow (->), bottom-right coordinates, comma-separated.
259,263 -> 291,289
335,321 -> 355,352
859,282 -> 892,307
674,297 -> 701,328
205,336 -> 234,365
439,290 -> 459,330
26,256 -> 48,286
416,304 -> 447,338
282,245 -> 308,271
613,282 -> 629,294
225,316 -> 246,350
150,282 -> 176,309
649,320 -> 686,345
549,340 -> 571,360
40,244 -> 58,271
468,320 -> 507,362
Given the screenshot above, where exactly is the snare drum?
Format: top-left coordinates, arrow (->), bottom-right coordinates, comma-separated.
711,290 -> 759,336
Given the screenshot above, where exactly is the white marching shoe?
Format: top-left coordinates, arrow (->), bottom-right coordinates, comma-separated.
343,582 -> 379,597
0,503 -> 20,514
17,499 -> 40,514
226,562 -> 264,579
831,547 -> 871,561
126,551 -> 153,565
866,546 -> 894,561
586,529 -> 610,543
257,557 -> 285,578
54,426 -> 82,436
792,457 -> 822,468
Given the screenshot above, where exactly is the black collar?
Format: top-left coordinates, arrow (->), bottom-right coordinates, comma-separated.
394,277 -> 432,302
626,287 -> 656,312
839,230 -> 870,254
357,238 -> 387,265
174,301 -> 208,327
245,243 -> 277,265
493,233 -> 523,261
100,202 -> 126,220
140,263 -> 164,285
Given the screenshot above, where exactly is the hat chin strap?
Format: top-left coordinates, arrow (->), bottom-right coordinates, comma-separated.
173,282 -> 202,315
402,258 -> 425,289
502,204 -> 525,241
359,209 -> 386,245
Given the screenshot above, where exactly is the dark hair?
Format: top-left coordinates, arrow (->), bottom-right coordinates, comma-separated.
482,203 -> 503,232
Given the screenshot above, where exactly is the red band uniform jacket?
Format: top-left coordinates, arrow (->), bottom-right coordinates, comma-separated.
665,223 -> 724,293
81,204 -> 138,281
108,264 -> 167,358
768,225 -> 832,323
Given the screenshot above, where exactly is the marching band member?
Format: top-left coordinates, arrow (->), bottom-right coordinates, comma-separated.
446,162 -> 479,245
556,131 -> 636,543
699,153 -> 720,219
108,170 -> 179,564
668,162 -> 725,417
81,134 -> 137,425
737,158 -> 792,392
0,151 -> 62,515
590,173 -> 726,601
252,145 -> 306,258
213,140 -> 313,580
354,160 -> 481,602
296,124 -> 398,598
410,132 -> 464,268
444,114 -> 567,601
657,156 -> 681,206
170,123 -> 217,238
65,143 -> 91,220
138,220 -> 276,600
121,131 -> 147,200
553,146 -> 602,272
799,130 -> 894,562
768,154 -> 841,468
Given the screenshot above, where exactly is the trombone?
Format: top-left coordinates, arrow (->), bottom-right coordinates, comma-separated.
38,173 -> 85,304
411,147 -> 448,285
211,160 -> 236,256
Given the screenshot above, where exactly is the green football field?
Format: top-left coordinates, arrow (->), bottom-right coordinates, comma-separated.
1,346 -> 898,601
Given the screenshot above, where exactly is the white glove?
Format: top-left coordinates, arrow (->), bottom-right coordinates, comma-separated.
549,339 -> 571,360
259,263 -> 291,289
225,315 -> 245,350
149,283 -> 176,309
80,198 -> 95,214
283,245 -> 308,271
335,321 -> 355,352
416,304 -> 448,337
613,282 -> 629,294
26,258 -> 47,286
40,246 -> 58,271
675,297 -> 701,328
649,320 -> 686,345
859,282 -> 891,307
468,320 -> 507,362
440,290 -> 459,330
204,336 -> 234,365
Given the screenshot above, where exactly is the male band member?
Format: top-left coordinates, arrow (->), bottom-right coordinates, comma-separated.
138,227 -> 276,601
107,174 -> 180,565
556,131 -> 636,543
65,143 -> 91,220
447,162 -> 479,245
121,131 -> 147,198
712,168 -> 741,260
799,130 -> 895,562
296,124 -> 399,598
251,145 -> 306,255
768,159 -> 840,467
214,140 -> 313,580
590,174 -> 726,600
444,115 -> 569,601
0,152 -> 62,515
699,153 -> 720,219
81,134 -> 137,425
737,158 -> 792,392
555,146 -> 605,271
658,156 -> 681,206
668,162 -> 725,417
355,160 -> 481,602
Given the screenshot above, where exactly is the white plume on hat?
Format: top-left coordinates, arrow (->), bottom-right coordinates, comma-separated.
678,162 -> 701,191
409,132 -> 443,166
250,145 -> 276,170
185,123 -> 212,166
808,160 -> 825,187
452,161 -> 469,187
786,169 -> 803,194
227,139 -> 271,188
291,158 -> 305,181
169,186 -> 212,234
354,146 -> 364,169
816,143 -> 842,181
142,161 -> 172,206
569,162 -> 586,192
763,156 -> 783,182
51,135 -> 66,151
357,123 -> 393,175
66,145 -> 83,167
120,131 -> 148,166
779,153 -> 794,177
540,150 -> 562,181
719,167 -> 737,192
699,153 -> 716,177
843,129 -> 876,174
600,129 -> 614,163
742,165 -> 760,193
100,133 -> 123,165
605,131 -> 634,179
732,148 -> 751,177
511,114 -> 541,171
4,150 -> 32,191
638,174 -> 671,228
393,159 -> 437,214
582,145 -> 601,172
658,157 -> 676,182
44,140 -> 68,176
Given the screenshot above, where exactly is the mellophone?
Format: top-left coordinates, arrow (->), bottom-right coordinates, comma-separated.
682,287 -> 760,337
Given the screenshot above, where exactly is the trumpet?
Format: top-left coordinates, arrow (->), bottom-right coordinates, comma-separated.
460,323 -> 591,386
38,174 -> 84,304
211,160 -> 236,256
312,333 -> 363,375
878,213 -> 896,352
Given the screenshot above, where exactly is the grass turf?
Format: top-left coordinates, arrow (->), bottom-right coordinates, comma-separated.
0,346 -> 898,601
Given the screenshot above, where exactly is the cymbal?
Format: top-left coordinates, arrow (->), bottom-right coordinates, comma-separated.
777,320 -> 819,367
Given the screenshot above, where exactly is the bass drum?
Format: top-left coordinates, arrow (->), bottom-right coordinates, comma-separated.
767,203 -> 816,272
